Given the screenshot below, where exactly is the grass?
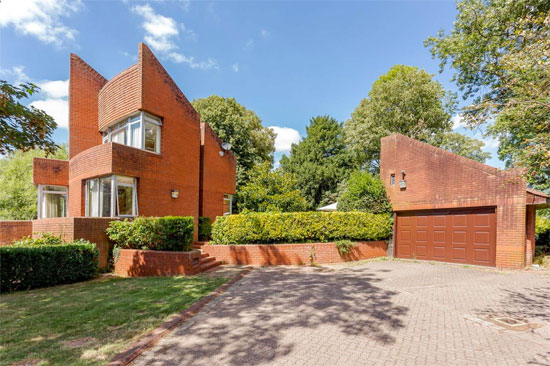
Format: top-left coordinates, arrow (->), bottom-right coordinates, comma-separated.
0,275 -> 227,366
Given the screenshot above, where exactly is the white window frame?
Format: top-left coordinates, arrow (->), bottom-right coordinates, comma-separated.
102,111 -> 161,154
223,194 -> 233,216
37,185 -> 68,219
85,175 -> 138,218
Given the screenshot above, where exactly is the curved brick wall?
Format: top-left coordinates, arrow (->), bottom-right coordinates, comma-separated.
98,64 -> 141,131
201,241 -> 388,266
114,249 -> 201,277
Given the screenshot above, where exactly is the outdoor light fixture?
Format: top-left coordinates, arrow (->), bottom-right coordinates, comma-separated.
219,142 -> 232,157
171,189 -> 179,199
399,170 -> 407,190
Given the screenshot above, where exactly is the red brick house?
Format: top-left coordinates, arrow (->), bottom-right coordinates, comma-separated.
15,43 -> 236,265
381,134 -> 549,269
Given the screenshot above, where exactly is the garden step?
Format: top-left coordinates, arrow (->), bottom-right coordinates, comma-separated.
200,256 -> 216,265
200,253 -> 210,258
201,260 -> 222,272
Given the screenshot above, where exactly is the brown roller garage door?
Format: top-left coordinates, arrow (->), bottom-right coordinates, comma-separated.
395,208 -> 496,267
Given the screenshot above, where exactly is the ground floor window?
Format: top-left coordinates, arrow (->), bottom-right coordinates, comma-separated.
223,194 -> 232,215
85,175 -> 138,217
38,185 -> 68,219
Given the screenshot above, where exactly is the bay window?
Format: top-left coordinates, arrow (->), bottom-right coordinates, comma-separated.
85,175 -> 138,217
102,112 -> 161,154
38,185 -> 68,219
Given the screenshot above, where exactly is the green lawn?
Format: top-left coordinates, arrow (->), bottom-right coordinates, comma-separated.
0,275 -> 227,366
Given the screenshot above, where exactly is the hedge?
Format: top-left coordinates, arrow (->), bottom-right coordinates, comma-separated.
0,243 -> 99,292
106,216 -> 194,251
198,217 -> 212,242
211,211 -> 392,244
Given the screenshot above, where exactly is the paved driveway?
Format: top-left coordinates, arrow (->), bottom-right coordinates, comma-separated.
131,260 -> 550,366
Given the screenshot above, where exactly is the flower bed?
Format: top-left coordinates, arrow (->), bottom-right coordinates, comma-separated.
202,241 -> 387,266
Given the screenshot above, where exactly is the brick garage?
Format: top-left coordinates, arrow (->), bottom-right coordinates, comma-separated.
200,241 -> 388,266
380,134 -> 549,269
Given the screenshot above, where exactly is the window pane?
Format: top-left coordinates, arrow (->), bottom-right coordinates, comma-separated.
111,129 -> 126,144
116,175 -> 134,185
43,185 -> 67,192
144,122 -> 158,152
43,193 -> 67,218
130,122 -> 141,148
117,186 -> 134,216
223,194 -> 232,215
86,179 -> 99,217
100,177 -> 112,217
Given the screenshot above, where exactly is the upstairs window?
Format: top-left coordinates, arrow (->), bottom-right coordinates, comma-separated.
38,185 -> 67,219
85,175 -> 138,217
102,112 -> 161,154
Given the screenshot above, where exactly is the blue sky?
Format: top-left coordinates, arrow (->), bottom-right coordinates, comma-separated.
0,0 -> 502,168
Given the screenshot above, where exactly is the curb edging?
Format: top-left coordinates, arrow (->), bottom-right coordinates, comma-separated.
107,267 -> 253,366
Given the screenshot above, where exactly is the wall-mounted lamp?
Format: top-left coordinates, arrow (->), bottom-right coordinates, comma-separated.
171,189 -> 179,199
219,142 -> 232,157
399,170 -> 407,189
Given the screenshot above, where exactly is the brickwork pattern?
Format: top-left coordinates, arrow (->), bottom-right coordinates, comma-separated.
114,249 -> 201,277
380,134 -> 529,268
32,158 -> 69,186
201,241 -> 387,266
131,261 -> 550,366
0,221 -> 32,245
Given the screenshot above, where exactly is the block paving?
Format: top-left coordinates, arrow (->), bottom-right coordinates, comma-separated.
131,260 -> 550,365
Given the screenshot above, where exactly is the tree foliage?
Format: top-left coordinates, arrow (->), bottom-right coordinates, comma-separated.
237,162 -> 308,213
0,81 -> 58,155
344,65 -> 456,170
192,96 -> 275,188
338,171 -> 391,214
0,146 -> 68,220
440,132 -> 491,163
280,115 -> 353,209
425,0 -> 550,188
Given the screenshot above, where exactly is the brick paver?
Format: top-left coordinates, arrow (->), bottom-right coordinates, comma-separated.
131,260 -> 550,366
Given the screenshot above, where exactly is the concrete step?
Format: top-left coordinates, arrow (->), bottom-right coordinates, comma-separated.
200,256 -> 216,265
201,260 -> 222,272
200,253 -> 210,258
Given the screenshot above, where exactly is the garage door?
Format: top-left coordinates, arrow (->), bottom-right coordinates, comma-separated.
396,208 -> 496,267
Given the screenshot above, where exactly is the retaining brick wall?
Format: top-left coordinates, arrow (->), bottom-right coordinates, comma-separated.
114,249 -> 201,277
201,241 -> 387,266
0,221 -> 32,245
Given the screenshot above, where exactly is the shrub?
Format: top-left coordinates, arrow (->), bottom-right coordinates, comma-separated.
334,240 -> 358,255
106,216 -> 194,251
11,232 -> 64,246
536,216 -> 550,253
198,217 -> 213,242
0,242 -> 99,292
338,171 -> 391,214
211,211 -> 392,244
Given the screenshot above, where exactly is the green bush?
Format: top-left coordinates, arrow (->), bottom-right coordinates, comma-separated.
338,171 -> 391,214
0,242 -> 99,292
198,217 -> 213,242
536,216 -> 550,253
211,211 -> 392,244
106,216 -> 194,251
11,232 -> 64,246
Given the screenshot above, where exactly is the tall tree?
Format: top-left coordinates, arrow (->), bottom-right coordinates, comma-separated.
440,132 -> 492,163
237,162 -> 308,212
344,65 -> 457,170
0,81 -> 58,155
192,96 -> 275,189
0,146 -> 68,220
280,115 -> 353,209
337,171 -> 391,214
425,1 -> 550,188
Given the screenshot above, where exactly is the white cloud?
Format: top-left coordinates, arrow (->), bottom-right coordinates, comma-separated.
269,126 -> 301,152
132,3 -> 217,69
37,80 -> 68,99
180,0 -> 191,12
451,114 -> 467,130
482,136 -> 499,150
260,29 -> 270,39
0,66 -> 30,85
0,0 -> 82,46
30,98 -> 69,128
232,63 -> 239,72
243,39 -> 254,51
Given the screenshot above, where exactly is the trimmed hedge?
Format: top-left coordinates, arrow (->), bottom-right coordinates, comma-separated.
198,217 -> 212,242
0,243 -> 99,292
211,211 -> 392,244
106,216 -> 194,251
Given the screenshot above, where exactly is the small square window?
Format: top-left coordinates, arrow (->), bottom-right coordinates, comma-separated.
390,174 -> 396,186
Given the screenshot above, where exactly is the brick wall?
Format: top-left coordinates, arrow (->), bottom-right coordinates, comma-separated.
32,217 -> 116,269
380,134 -> 528,268
201,241 -> 387,266
199,122 -> 237,222
0,221 -> 32,245
114,249 -> 201,277
33,158 -> 69,186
